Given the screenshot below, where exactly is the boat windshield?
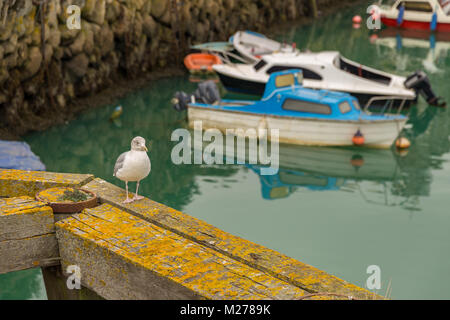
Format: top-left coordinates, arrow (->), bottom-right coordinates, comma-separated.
335,57 -> 391,85
275,74 -> 296,87
254,59 -> 268,71
338,101 -> 352,114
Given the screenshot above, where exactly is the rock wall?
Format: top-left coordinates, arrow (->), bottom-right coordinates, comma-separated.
0,0 -> 357,136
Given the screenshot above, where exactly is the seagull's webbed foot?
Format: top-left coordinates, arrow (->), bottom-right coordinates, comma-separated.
132,195 -> 144,201
123,198 -> 134,204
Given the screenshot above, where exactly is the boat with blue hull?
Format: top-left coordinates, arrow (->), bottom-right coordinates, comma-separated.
173,70 -> 409,149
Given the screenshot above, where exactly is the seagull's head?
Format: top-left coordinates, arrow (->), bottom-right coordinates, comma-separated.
131,136 -> 148,152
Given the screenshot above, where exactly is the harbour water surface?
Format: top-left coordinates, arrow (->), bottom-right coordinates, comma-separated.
2,1 -> 450,299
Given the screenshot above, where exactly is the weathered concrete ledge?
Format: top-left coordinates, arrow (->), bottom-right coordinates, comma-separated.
0,196 -> 59,273
0,169 -> 380,300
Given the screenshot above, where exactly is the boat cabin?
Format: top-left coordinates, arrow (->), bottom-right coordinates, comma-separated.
253,51 -> 393,87
257,69 -> 364,120
380,0 -> 450,15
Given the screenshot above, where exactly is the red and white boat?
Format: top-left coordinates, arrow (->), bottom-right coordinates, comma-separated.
377,0 -> 450,32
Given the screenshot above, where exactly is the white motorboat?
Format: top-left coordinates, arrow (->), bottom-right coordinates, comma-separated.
212,49 -> 444,107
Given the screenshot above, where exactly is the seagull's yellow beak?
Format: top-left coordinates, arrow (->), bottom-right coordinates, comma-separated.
143,146 -> 148,152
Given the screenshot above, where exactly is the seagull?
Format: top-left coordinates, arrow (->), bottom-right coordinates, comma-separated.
113,136 -> 151,204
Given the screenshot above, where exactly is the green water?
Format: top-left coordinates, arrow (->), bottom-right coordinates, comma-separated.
2,1 -> 450,299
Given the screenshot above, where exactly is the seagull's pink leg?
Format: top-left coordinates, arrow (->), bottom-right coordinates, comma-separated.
123,181 -> 134,204
133,181 -> 144,201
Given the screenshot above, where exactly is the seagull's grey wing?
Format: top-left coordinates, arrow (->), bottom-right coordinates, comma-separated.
113,151 -> 128,176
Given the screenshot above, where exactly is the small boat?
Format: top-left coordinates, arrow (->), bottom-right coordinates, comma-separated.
377,0 -> 450,32
183,53 -> 222,74
173,70 -> 409,149
230,30 -> 300,63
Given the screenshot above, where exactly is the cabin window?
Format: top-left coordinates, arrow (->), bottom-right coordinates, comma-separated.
338,58 -> 391,85
266,66 -> 323,80
254,59 -> 268,71
397,1 -> 433,12
338,101 -> 352,114
275,74 -> 295,88
282,99 -> 332,115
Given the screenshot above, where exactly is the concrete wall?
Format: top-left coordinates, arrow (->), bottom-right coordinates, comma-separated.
0,0 -> 357,136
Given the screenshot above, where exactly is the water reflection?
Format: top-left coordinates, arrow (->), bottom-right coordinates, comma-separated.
371,28 -> 450,74
242,143 -> 425,212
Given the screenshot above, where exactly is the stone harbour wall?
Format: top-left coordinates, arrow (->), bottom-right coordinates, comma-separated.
0,0 -> 359,136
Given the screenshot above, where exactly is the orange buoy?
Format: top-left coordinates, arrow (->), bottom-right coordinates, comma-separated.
183,53 -> 222,74
351,155 -> 365,168
396,137 -> 411,149
352,15 -> 362,24
352,129 -> 365,146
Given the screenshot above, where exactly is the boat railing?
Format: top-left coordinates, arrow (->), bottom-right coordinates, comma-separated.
363,95 -> 408,115
193,46 -> 251,64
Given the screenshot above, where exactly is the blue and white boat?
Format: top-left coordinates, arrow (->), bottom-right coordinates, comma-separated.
175,69 -> 409,149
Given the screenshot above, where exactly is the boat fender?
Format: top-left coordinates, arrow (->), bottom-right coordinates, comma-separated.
431,12 -> 438,31
352,129 -> 365,146
396,137 -> 411,149
193,80 -> 221,105
397,4 -> 405,26
172,91 -> 191,112
404,71 -> 446,107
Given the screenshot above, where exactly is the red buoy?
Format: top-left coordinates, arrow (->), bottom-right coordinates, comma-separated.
353,23 -> 361,29
352,129 -> 365,146
352,15 -> 362,24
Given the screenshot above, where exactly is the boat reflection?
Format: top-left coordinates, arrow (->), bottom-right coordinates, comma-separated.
371,28 -> 450,74
241,137 -> 441,213
246,144 -> 400,199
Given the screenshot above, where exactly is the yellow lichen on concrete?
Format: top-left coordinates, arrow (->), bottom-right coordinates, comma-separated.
0,196 -> 50,216
0,169 -> 94,198
83,178 -> 379,299
56,204 -> 312,300
0,196 -> 59,273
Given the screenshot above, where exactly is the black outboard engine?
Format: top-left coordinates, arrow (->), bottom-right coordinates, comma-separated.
193,80 -> 221,104
404,71 -> 446,107
172,91 -> 191,112
172,80 -> 221,111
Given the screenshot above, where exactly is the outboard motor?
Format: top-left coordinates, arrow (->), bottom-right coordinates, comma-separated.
172,91 -> 191,112
172,80 -> 221,111
404,71 -> 446,107
193,80 -> 221,104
